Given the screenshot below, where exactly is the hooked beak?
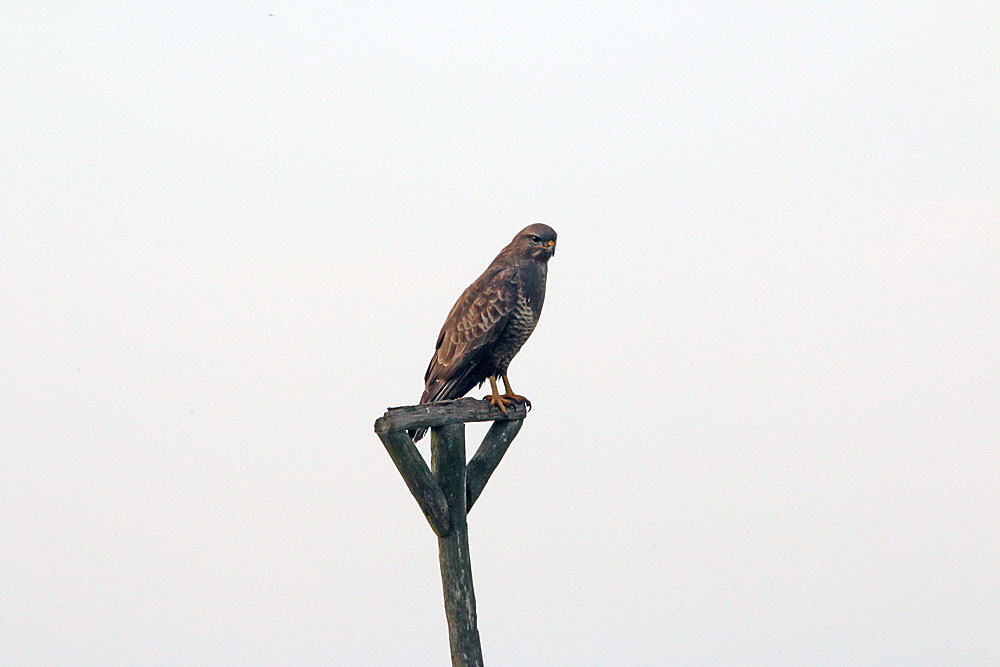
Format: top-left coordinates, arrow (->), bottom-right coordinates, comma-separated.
546,239 -> 556,256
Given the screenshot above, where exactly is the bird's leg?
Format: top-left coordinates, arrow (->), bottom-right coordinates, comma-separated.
484,375 -> 511,414
501,374 -> 531,410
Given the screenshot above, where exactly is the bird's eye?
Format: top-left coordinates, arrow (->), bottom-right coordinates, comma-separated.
529,235 -> 541,243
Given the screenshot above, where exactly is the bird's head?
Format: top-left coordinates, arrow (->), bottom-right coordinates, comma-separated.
510,223 -> 557,261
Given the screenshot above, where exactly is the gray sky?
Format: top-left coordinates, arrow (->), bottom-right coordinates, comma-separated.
3,2 -> 998,665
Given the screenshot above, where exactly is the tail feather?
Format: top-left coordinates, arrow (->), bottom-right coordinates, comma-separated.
407,393 -> 432,442
408,372 -> 484,443
408,381 -> 448,443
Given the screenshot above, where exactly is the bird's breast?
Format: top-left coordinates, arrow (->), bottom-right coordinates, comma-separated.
491,289 -> 538,372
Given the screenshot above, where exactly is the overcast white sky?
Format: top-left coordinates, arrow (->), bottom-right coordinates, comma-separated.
3,2 -> 999,665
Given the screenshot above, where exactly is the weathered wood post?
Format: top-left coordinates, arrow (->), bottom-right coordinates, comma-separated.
431,423 -> 481,665
374,398 -> 529,667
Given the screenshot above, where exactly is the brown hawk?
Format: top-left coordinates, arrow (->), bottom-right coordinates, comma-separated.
409,224 -> 557,442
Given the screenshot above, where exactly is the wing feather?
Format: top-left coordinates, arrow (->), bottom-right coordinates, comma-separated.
420,266 -> 518,404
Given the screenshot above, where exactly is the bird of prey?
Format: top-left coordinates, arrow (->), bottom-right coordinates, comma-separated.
409,223 -> 557,442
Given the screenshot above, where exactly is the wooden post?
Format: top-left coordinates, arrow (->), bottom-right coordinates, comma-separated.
373,398 -> 530,666
376,428 -> 451,536
432,423 -> 483,667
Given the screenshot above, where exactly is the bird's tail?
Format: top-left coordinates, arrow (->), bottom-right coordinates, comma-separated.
407,382 -> 441,442
407,392 -> 431,443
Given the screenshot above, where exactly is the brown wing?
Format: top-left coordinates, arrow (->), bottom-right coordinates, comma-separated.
421,265 -> 518,404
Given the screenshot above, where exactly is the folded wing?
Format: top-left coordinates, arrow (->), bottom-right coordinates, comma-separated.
421,266 -> 518,404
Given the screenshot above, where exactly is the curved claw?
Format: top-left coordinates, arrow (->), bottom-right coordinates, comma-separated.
484,375 -> 532,415
484,392 -> 512,414
482,392 -> 531,414
504,393 -> 531,410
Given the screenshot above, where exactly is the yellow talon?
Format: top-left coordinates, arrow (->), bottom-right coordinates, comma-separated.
483,375 -> 531,413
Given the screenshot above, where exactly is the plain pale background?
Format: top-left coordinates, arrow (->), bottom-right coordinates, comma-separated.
3,3 -> 998,665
